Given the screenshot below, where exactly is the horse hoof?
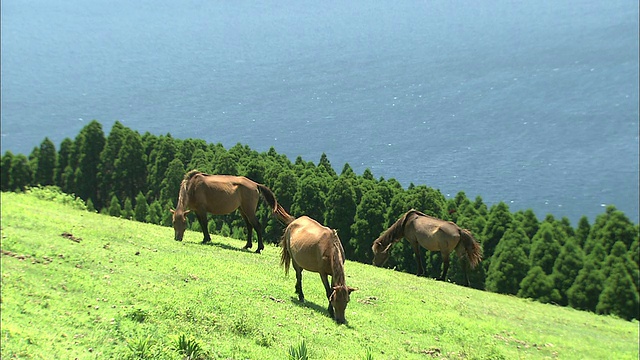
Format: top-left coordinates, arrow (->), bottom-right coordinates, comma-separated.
255,249 -> 262,254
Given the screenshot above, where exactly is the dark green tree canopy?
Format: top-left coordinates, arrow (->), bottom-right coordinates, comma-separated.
6,119 -> 639,320
596,258 -> 639,320
483,202 -> 513,260
575,216 -> 591,248
113,131 -> 147,202
585,206 -> 637,254
318,153 -> 337,178
9,154 -> 33,191
325,176 -> 357,256
35,137 -> 57,186
529,222 -> 562,275
350,190 -> 385,263
161,159 -> 186,207
486,226 -> 531,295
75,120 -> 106,206
551,238 -> 585,306
518,266 -> 561,304
567,258 -> 606,312
1,151 -> 14,191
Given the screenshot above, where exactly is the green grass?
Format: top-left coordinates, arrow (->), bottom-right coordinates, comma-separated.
1,191 -> 638,359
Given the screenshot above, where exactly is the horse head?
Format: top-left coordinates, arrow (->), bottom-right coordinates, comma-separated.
330,285 -> 356,324
371,239 -> 392,267
170,208 -> 190,241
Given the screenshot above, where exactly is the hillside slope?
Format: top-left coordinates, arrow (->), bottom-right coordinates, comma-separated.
1,191 -> 638,359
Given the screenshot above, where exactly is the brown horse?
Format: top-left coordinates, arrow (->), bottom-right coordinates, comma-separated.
280,216 -> 356,324
372,209 -> 482,285
171,170 -> 292,253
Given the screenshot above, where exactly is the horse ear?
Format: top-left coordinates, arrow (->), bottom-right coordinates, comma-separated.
384,244 -> 393,253
347,287 -> 358,294
170,209 -> 175,214
184,210 -> 190,216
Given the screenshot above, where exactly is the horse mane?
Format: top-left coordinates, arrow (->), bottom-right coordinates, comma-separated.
176,178 -> 190,211
183,169 -> 208,181
331,229 -> 346,286
373,209 -> 417,248
177,170 -> 205,211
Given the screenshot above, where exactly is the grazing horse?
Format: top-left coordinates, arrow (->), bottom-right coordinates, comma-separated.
372,209 -> 482,285
171,170 -> 292,253
280,216 -> 356,324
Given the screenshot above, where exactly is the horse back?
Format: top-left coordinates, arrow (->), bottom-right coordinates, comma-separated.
406,215 -> 460,252
188,174 -> 257,214
286,216 -> 335,274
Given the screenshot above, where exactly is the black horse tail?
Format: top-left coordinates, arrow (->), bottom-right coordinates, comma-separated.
257,184 -> 295,225
458,228 -> 483,269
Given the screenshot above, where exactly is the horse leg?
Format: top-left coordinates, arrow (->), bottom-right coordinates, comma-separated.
464,261 -> 471,286
439,252 -> 450,281
196,212 -> 211,243
460,255 -> 471,286
246,213 -> 263,254
320,273 -> 334,319
410,240 -> 425,276
240,213 -> 253,250
293,261 -> 304,302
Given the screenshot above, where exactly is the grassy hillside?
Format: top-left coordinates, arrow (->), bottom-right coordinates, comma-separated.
1,191 -> 638,359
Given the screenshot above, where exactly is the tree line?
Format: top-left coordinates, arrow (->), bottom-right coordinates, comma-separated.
1,120 -> 638,320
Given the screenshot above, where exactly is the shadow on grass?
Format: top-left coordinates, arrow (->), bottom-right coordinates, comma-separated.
200,241 -> 253,253
288,296 -> 355,327
290,296 -> 328,316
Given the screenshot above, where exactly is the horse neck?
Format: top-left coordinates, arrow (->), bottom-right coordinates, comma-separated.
376,215 -> 406,248
176,180 -> 189,211
330,233 -> 346,286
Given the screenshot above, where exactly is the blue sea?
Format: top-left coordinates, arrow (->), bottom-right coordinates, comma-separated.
1,0 -> 638,225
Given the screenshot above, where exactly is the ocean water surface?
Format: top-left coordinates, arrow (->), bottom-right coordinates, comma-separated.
1,0 -> 638,224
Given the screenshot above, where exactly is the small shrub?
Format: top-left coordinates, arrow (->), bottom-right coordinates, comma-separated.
174,334 -> 202,360
126,308 -> 149,323
363,347 -> 374,360
256,331 -> 276,348
126,335 -> 152,359
26,186 -> 87,210
231,314 -> 255,336
288,339 -> 308,360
